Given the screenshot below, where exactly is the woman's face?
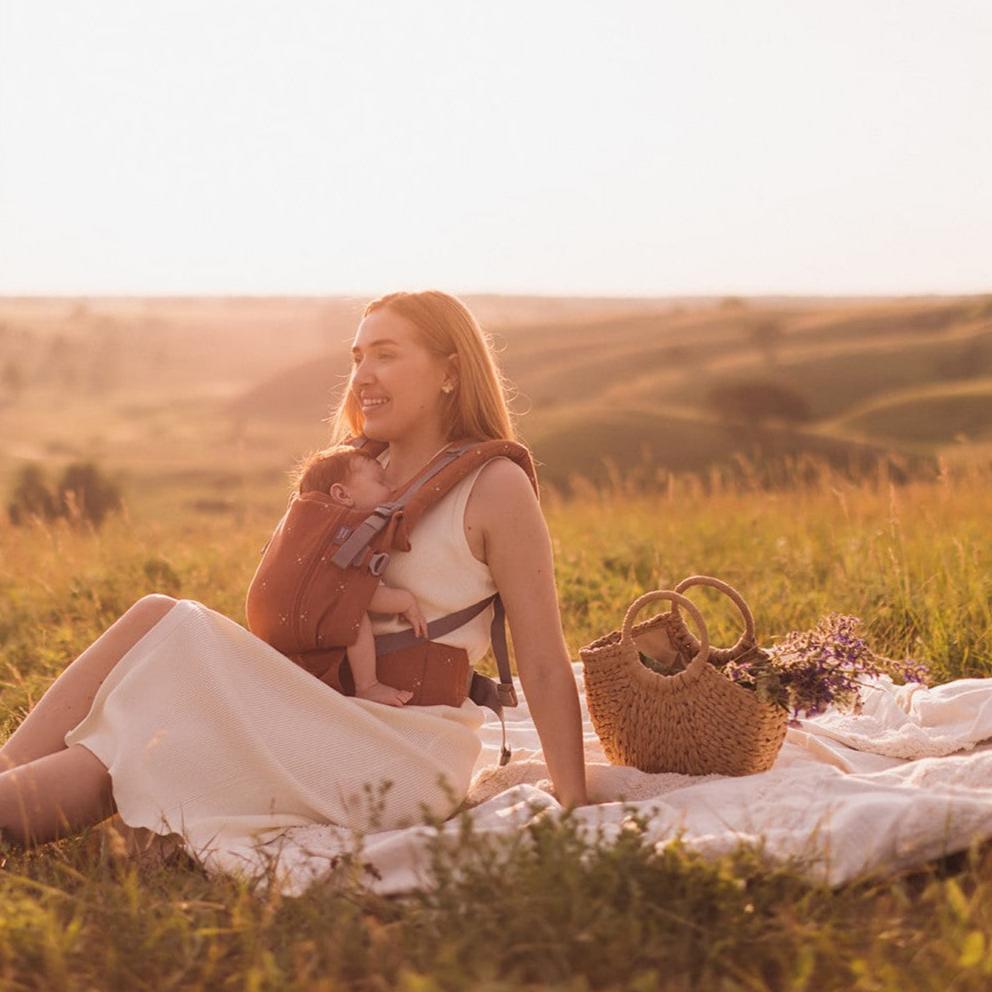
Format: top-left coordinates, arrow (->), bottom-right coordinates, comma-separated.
350,308 -> 453,442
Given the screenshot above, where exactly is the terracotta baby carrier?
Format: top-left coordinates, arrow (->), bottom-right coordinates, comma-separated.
245,435 -> 539,765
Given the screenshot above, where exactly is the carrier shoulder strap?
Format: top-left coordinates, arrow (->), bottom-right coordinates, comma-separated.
332,436 -> 538,569
386,437 -> 539,531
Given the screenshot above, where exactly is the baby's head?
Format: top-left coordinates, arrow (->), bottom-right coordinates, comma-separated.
295,446 -> 392,511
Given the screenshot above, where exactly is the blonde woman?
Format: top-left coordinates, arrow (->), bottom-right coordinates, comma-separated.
0,290 -> 588,857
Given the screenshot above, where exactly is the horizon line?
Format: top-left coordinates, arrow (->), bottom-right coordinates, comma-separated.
1,288 -> 990,303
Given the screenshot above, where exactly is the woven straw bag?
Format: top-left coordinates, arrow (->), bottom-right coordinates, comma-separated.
579,578 -> 788,776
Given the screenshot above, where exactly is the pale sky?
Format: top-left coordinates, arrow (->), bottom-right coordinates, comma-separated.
1,0 -> 989,296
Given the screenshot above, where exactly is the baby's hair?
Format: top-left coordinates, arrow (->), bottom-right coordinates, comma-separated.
293,445 -> 379,494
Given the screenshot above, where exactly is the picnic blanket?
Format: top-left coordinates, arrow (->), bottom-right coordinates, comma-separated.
213,661 -> 992,895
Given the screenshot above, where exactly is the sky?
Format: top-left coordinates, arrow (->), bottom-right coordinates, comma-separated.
0,0 -> 990,297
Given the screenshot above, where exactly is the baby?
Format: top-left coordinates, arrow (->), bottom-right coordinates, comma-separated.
295,445 -> 427,707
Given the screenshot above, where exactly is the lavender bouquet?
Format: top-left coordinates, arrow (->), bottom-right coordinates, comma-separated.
719,613 -> 930,725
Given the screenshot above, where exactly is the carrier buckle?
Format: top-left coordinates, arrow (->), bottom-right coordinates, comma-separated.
497,683 -> 518,707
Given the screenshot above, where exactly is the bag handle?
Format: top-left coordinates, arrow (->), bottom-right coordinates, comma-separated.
669,575 -> 756,664
622,590 -> 710,676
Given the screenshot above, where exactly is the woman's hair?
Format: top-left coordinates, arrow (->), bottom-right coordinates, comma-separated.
293,445 -> 377,494
329,290 -> 517,444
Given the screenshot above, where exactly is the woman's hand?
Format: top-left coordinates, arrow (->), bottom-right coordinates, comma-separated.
468,457 -> 589,808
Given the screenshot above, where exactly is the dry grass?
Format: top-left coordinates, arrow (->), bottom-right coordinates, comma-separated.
1,463 -> 991,989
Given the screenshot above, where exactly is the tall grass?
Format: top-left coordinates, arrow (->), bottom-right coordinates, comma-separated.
551,460 -> 991,681
1,464 -> 991,990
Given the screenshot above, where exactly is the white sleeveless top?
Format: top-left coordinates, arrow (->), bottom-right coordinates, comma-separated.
369,460 -> 500,665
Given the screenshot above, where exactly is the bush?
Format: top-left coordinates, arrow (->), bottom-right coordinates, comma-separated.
720,295 -> 747,310
58,462 -> 123,526
707,379 -> 812,426
7,461 -> 122,528
7,464 -> 60,524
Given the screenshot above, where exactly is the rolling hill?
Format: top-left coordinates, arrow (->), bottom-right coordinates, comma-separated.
2,293 -> 989,504
226,295 -> 991,490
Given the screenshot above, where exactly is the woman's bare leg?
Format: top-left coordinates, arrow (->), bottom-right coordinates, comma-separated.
0,594 -> 178,771
0,744 -> 115,848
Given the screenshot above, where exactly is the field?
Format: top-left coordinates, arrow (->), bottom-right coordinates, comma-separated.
3,293 -> 992,506
1,294 -> 992,989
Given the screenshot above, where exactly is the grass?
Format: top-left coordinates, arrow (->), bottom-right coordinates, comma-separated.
1,462 -> 992,989
3,813 -> 989,991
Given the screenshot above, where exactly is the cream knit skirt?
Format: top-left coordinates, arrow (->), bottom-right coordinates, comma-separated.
64,599 -> 485,863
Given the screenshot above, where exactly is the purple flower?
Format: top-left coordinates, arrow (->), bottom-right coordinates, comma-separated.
716,614 -> 932,718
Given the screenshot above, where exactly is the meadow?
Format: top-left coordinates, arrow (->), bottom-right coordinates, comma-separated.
1,295 -> 991,989
0,463 -> 991,990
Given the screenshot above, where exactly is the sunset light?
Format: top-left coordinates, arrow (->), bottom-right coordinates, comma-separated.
1,0 -> 989,295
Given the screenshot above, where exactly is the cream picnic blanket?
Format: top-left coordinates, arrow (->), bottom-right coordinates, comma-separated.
64,600 -> 992,894
246,662 -> 992,895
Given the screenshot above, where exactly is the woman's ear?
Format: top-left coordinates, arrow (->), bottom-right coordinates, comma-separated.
329,483 -> 352,506
443,352 -> 459,392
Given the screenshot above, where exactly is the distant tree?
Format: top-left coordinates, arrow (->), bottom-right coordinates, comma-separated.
663,342 -> 709,373
747,318 -> 784,367
57,462 -> 123,526
2,360 -> 24,398
719,296 -> 747,311
45,332 -> 69,359
88,325 -> 123,394
707,379 -> 811,427
40,333 -> 76,388
140,318 -> 170,369
68,301 -> 90,322
7,464 -> 59,524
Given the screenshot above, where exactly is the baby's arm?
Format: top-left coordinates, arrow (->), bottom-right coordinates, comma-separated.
348,612 -> 413,706
368,584 -> 428,638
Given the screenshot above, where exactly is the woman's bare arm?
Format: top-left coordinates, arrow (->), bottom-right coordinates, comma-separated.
472,459 -> 589,808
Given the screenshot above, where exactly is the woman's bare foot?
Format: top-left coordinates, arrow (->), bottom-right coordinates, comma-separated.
354,680 -> 415,707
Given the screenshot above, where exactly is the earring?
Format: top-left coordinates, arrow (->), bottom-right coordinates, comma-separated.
441,382 -> 454,394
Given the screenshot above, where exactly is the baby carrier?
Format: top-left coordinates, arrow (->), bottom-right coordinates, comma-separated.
245,435 -> 539,765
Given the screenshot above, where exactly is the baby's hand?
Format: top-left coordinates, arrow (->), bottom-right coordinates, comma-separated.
401,596 -> 428,639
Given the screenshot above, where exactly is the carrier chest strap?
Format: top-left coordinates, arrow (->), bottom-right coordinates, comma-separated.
330,503 -> 400,570
372,594 -> 494,655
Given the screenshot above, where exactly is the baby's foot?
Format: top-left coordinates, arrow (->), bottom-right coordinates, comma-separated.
355,680 -> 415,707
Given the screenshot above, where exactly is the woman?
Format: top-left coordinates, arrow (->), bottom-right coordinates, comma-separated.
0,290 -> 588,858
